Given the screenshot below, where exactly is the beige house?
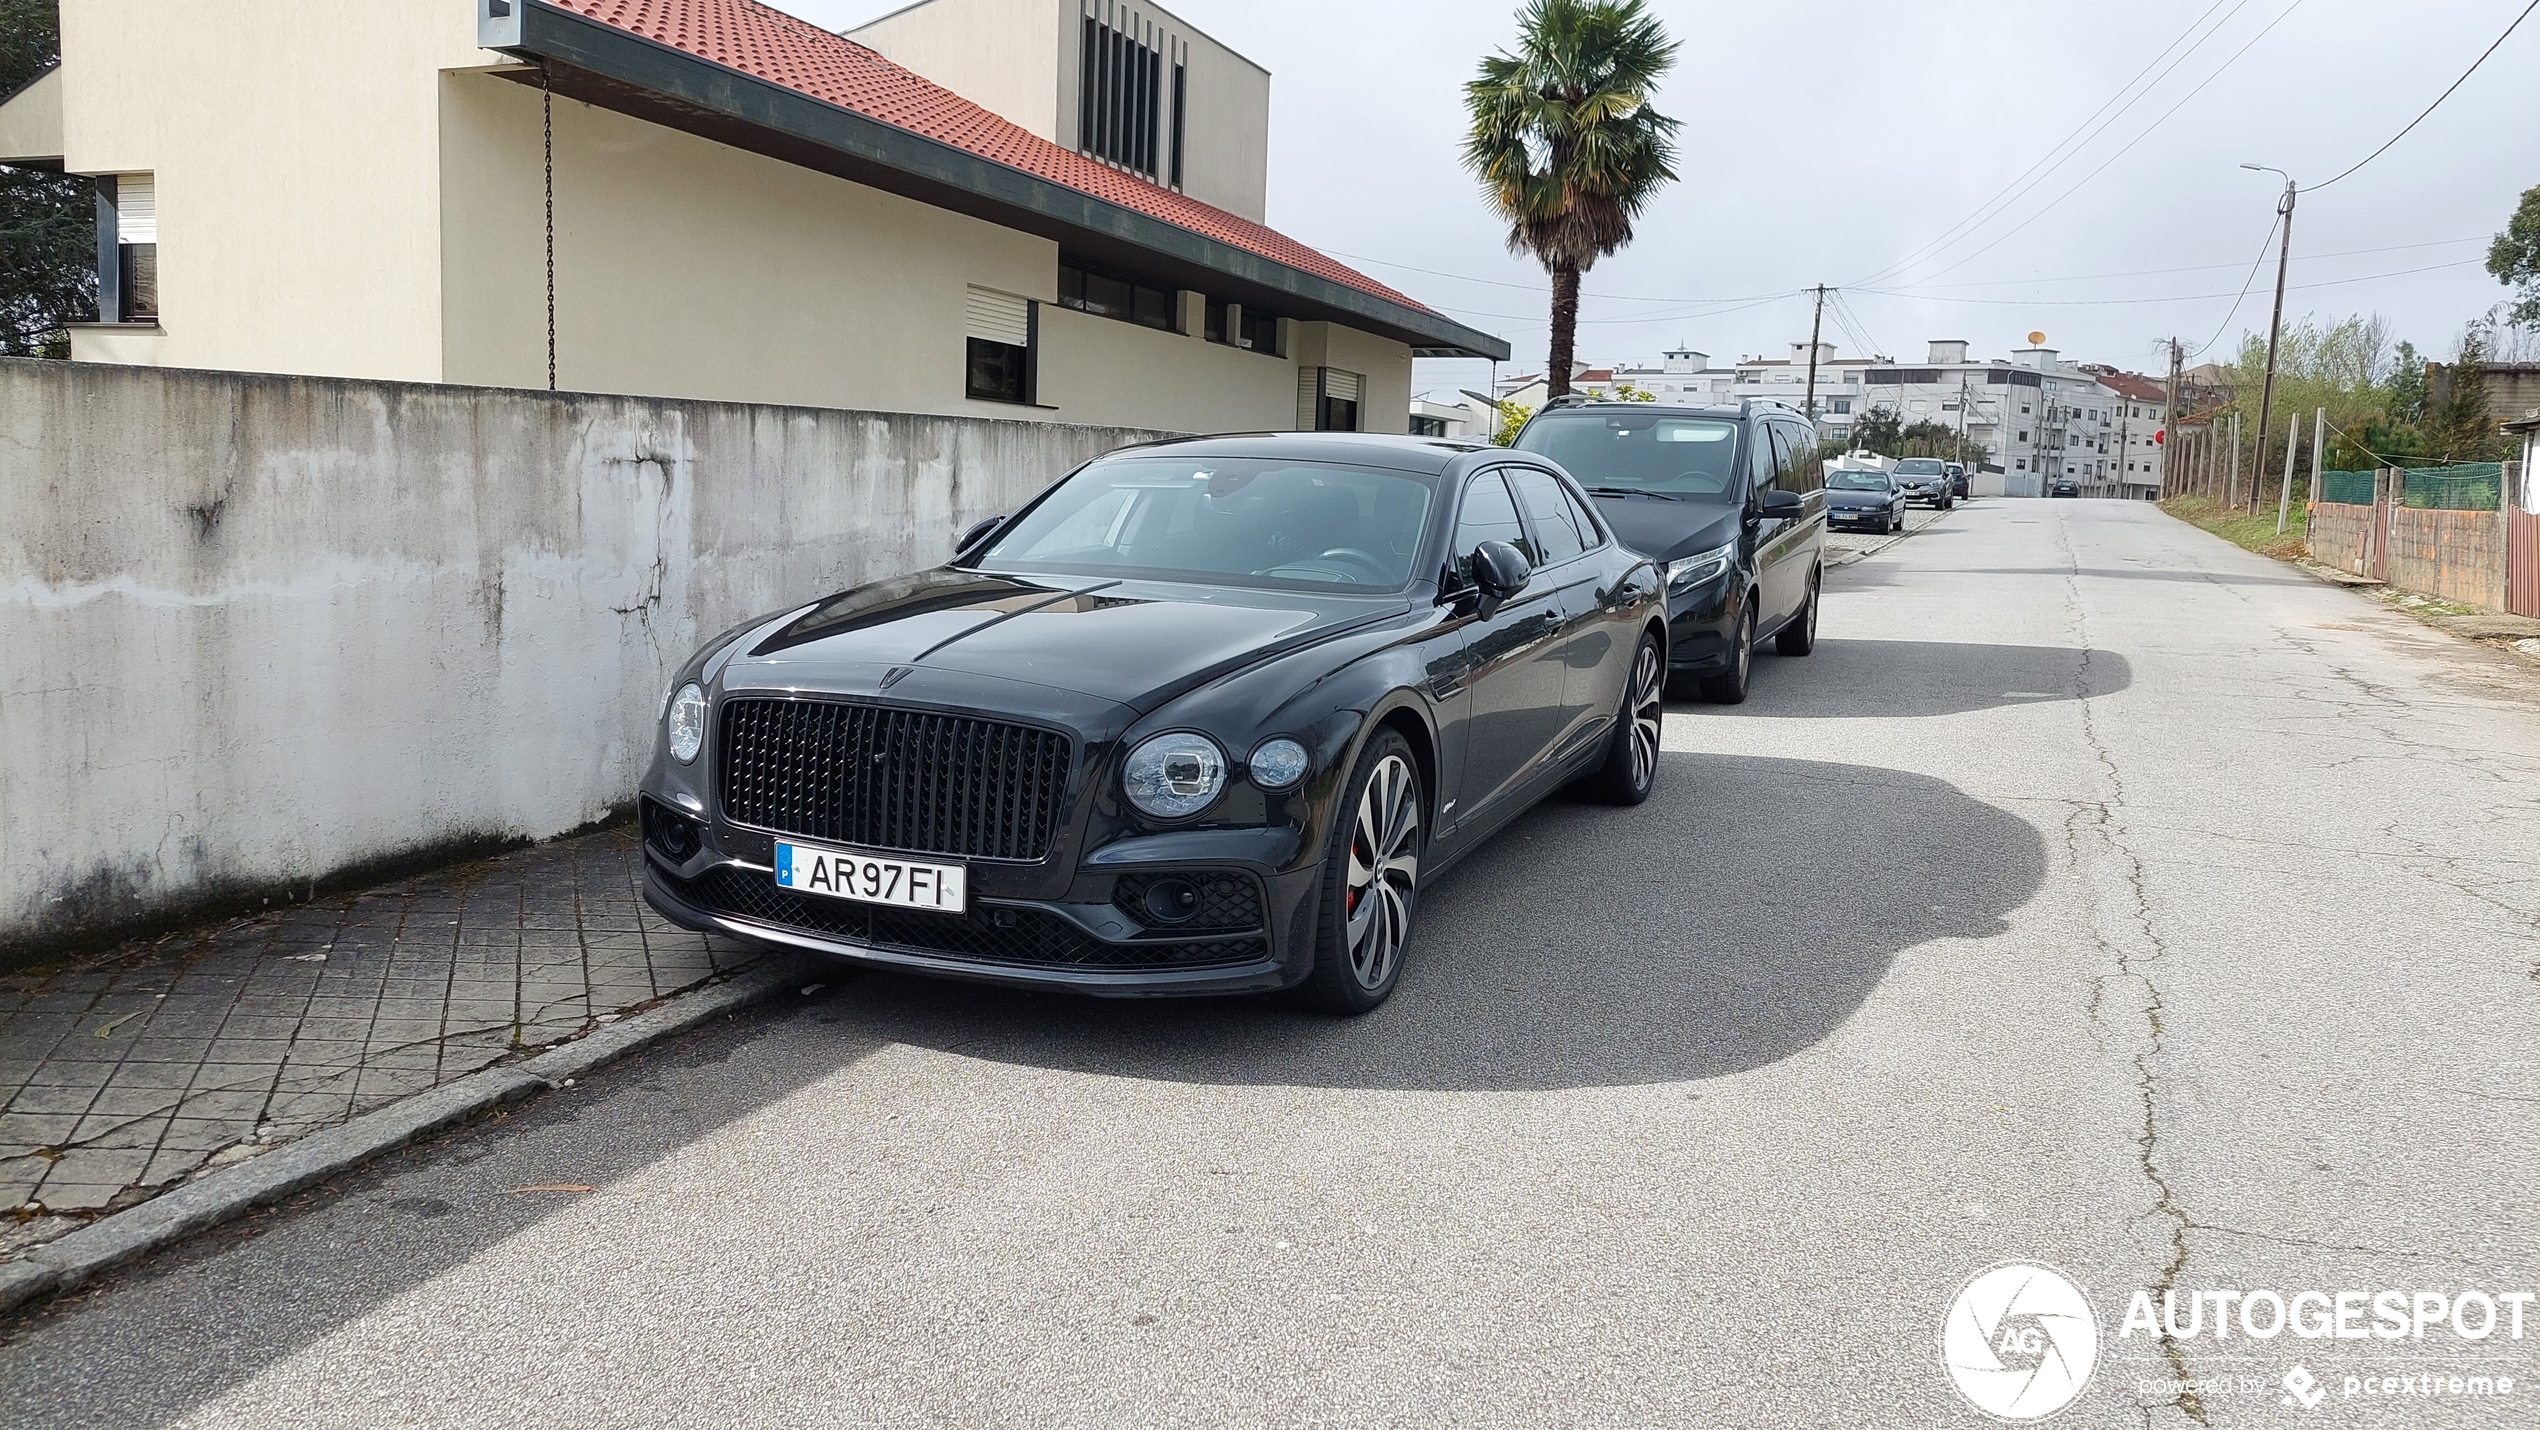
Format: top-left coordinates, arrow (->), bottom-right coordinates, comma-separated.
0,0 -> 1501,433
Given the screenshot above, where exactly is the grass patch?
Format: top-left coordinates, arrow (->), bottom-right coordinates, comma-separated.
2158,495 -> 2310,560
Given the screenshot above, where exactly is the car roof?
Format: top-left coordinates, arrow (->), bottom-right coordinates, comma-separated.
1528,401 -> 1752,421
1106,430 -> 1487,474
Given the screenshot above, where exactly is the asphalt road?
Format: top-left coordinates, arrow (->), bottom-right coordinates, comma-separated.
8,500 -> 2539,1428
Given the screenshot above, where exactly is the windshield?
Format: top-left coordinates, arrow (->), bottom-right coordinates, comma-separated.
1511,412 -> 1743,498
972,456 -> 1436,590
1826,471 -> 1895,492
1894,459 -> 1943,475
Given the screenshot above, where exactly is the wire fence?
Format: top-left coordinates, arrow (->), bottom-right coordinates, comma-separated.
2402,463 -> 2504,511
2312,464 -> 2505,510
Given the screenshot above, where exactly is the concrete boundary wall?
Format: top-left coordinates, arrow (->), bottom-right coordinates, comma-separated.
0,359 -> 1170,958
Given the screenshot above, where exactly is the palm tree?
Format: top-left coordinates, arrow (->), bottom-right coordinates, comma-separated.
1463,0 -> 1681,401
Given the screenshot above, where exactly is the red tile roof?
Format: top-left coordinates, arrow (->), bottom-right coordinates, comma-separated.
2096,371 -> 2169,404
547,0 -> 1431,315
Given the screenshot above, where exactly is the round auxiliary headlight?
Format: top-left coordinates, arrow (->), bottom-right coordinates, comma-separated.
1122,732 -> 1227,819
1248,738 -> 1309,791
666,683 -> 707,765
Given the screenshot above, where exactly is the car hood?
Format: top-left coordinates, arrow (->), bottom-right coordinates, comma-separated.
1588,498 -> 1742,563
722,567 -> 1406,714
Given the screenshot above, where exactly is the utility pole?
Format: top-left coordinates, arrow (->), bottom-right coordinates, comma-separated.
2161,338 -> 2183,499
1802,284 -> 1827,438
2243,166 -> 2298,515
2228,410 -> 2242,507
1955,374 -> 1970,467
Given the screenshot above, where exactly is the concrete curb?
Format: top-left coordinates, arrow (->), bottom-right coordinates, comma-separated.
0,957 -> 808,1316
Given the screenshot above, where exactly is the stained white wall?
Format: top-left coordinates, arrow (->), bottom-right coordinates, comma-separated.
0,359 -> 1169,956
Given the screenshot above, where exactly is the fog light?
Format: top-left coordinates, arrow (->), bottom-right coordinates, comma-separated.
1144,877 -> 1202,925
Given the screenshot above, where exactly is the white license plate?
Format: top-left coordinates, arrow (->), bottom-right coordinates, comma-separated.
774,841 -> 967,913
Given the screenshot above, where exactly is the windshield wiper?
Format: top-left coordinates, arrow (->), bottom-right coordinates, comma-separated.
1585,486 -> 1680,501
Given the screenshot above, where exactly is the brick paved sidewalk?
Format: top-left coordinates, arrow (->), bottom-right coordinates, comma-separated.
0,828 -> 759,1231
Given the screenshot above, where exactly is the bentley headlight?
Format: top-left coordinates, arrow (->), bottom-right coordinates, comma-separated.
666,683 -> 707,764
1123,732 -> 1227,818
1668,540 -> 1738,593
1247,737 -> 1309,791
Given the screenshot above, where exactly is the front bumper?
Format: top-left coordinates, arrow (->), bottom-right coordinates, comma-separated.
640,809 -> 1320,998
1662,574 -> 1743,675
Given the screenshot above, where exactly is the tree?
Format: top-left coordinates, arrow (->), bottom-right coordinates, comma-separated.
1609,378 -> 1657,401
2384,340 -> 2427,425
1,0 -> 94,357
1492,399 -> 1535,446
1462,0 -> 1679,401
1847,406 -> 1902,454
2488,183 -> 2540,327
2421,326 -> 2507,464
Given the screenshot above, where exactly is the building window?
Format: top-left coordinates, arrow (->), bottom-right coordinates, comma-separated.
2016,459 -> 2027,471
1831,398 -> 1851,415
963,287 -> 1036,405
1169,62 -> 1187,189
2018,430 -> 2029,442
101,173 -> 158,322
1080,14 -> 1163,177
1058,265 -> 1176,331
1409,415 -> 1448,438
1299,368 -> 1361,432
1202,297 -> 1281,355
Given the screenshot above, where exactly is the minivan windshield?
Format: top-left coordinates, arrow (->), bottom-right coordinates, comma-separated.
1826,471 -> 1895,491
972,456 -> 1436,590
1512,412 -> 1743,499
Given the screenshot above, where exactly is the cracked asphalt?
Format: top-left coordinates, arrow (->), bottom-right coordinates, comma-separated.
5,500 -> 2536,1428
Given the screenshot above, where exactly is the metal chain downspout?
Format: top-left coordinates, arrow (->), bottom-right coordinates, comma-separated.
543,61 -> 556,392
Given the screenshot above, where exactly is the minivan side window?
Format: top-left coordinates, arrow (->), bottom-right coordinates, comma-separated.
1508,467 -> 1587,565
1774,422 -> 1824,493
1749,422 -> 1777,496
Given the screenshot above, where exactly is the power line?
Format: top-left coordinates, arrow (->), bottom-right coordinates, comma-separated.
2310,0 -> 2540,191
1845,0 -> 2254,289
1855,257 -> 2481,308
1906,0 -> 2312,286
1881,236 -> 2486,290
2196,212 -> 2286,357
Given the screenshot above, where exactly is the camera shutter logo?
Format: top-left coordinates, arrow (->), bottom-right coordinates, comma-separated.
1941,1262 -> 2101,1420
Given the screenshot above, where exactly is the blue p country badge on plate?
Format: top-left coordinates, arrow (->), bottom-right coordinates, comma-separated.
772,840 -> 966,913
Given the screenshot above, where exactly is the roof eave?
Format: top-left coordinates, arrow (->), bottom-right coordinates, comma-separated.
495,2 -> 1507,360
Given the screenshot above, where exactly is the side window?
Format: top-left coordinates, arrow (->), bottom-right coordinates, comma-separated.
1508,468 -> 1587,565
1775,423 -> 1824,493
1560,482 -> 1606,548
1455,471 -> 1535,572
1748,422 -> 1776,496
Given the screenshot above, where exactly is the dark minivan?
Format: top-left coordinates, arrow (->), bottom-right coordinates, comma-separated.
1513,398 -> 1825,703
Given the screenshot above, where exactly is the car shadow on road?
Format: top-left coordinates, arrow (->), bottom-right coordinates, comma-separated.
832,752 -> 2047,1094
1684,639 -> 2131,718
0,756 -> 2045,1419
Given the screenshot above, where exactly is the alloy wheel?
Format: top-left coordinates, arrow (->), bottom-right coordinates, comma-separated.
1344,754 -> 1420,991
1627,641 -> 1663,790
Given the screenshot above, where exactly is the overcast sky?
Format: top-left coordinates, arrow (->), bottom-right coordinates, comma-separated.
775,0 -> 2537,396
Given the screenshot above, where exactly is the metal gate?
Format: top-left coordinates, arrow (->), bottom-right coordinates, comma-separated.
2510,506 -> 2540,618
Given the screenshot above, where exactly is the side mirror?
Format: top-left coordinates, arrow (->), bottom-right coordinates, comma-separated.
954,515 -> 1005,558
1469,540 -> 1533,604
1761,489 -> 1804,517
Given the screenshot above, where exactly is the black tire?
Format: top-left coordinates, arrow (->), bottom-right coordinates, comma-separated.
1581,632 -> 1664,805
1698,601 -> 1756,704
1775,568 -> 1819,656
1297,730 -> 1423,1015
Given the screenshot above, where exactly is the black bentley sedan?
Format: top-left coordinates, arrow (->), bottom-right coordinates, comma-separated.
638,434 -> 1667,1013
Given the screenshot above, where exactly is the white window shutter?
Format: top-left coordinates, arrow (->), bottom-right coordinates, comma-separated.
1323,369 -> 1362,403
964,287 -> 1031,347
1296,368 -> 1321,430
116,174 -> 157,244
